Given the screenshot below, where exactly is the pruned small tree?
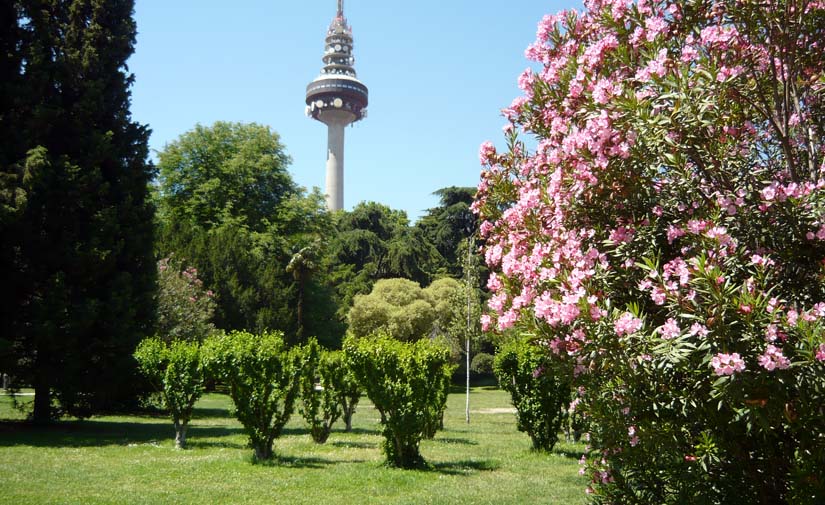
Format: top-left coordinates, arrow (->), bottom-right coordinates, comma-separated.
298,339 -> 342,443
203,330 -> 302,461
134,338 -> 207,449
493,339 -> 571,452
423,360 -> 453,439
343,334 -> 454,468
324,350 -> 361,432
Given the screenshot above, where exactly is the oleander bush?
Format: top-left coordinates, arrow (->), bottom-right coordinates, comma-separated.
474,0 -> 825,502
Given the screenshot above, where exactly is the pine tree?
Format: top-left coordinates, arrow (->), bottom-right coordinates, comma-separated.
0,0 -> 155,422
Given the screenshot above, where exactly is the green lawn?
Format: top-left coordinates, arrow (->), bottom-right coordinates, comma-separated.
0,387 -> 587,505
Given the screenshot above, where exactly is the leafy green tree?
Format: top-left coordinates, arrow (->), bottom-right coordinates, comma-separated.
0,0 -> 156,422
298,339 -> 342,443
493,339 -> 571,452
203,330 -> 304,461
343,335 -> 454,468
348,279 -> 436,342
156,123 -> 336,343
157,121 -> 294,232
156,258 -> 217,342
134,338 -> 207,449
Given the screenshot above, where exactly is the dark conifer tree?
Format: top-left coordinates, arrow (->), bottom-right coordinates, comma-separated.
0,0 -> 155,422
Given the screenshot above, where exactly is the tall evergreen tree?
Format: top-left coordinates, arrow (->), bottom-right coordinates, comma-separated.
0,0 -> 155,422
416,187 -> 478,277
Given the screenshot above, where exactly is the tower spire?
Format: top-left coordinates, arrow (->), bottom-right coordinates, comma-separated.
338,0 -> 343,16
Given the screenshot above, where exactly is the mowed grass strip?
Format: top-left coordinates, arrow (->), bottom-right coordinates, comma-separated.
0,387 -> 587,505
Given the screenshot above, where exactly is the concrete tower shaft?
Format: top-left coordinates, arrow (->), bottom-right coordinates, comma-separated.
306,1 -> 368,211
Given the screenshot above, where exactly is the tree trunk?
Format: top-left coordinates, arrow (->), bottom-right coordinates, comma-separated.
174,421 -> 188,449
32,375 -> 51,425
343,400 -> 354,432
253,440 -> 273,461
296,278 -> 304,343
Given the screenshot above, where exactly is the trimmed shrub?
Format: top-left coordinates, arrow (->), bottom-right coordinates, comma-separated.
203,330 -> 303,460
493,340 -> 571,452
324,350 -> 361,432
470,352 -> 495,375
134,338 -> 207,449
298,339 -> 342,444
343,334 -> 455,468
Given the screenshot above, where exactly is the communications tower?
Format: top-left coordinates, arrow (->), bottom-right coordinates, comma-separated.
305,0 -> 368,211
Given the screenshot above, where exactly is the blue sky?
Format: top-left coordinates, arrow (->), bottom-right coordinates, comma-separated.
129,0 -> 571,221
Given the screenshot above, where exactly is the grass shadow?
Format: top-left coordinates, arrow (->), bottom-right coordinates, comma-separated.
192,407 -> 233,419
428,459 -> 499,476
432,437 -> 478,446
330,440 -> 377,449
0,419 -> 243,448
553,447 -> 586,460
335,427 -> 380,436
253,454 -> 364,468
186,439 -> 247,450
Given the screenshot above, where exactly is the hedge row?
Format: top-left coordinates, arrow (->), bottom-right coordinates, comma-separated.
134,331 -> 453,466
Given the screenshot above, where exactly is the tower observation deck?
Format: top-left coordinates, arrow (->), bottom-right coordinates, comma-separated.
306,0 -> 368,212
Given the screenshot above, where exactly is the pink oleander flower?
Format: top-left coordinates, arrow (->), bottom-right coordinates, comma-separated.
480,314 -> 492,332
688,323 -> 709,338
614,312 -> 643,336
628,426 -> 639,446
479,141 -> 497,165
666,224 -> 685,244
498,309 -> 519,330
787,309 -> 799,326
659,318 -> 680,339
758,345 -> 790,371
651,286 -> 667,305
686,219 -> 709,234
816,344 -> 825,362
712,352 -> 746,376
608,225 -> 635,243
750,254 -> 775,267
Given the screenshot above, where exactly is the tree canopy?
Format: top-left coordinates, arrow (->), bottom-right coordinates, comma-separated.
157,121 -> 295,232
155,121 -> 336,345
